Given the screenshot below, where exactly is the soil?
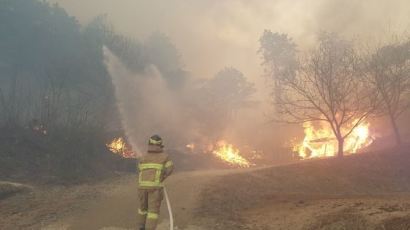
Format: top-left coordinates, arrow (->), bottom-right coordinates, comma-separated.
1,151 -> 410,230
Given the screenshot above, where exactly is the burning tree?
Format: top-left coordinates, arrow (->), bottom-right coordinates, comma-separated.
367,39 -> 410,146
260,31 -> 377,157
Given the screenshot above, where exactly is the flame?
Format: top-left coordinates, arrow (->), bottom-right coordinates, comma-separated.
295,120 -> 373,159
106,137 -> 136,158
186,143 -> 195,151
212,141 -> 251,168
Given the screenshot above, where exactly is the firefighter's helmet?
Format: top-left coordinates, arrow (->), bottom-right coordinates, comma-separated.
149,135 -> 163,147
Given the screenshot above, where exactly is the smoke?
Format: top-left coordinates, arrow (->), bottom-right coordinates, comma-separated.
52,0 -> 410,81
104,47 -> 192,154
55,0 -> 409,157
104,46 -> 281,155
51,0 -> 410,131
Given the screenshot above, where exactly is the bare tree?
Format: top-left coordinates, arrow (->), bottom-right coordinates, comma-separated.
260,32 -> 377,157
368,39 -> 410,146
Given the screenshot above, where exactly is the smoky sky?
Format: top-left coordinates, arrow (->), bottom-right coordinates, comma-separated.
51,0 -> 409,91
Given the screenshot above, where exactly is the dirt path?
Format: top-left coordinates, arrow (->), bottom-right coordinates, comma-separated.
41,170 -> 235,230
0,167 -> 257,230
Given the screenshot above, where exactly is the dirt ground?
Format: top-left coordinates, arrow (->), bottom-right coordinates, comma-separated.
194,152 -> 410,230
242,194 -> 410,230
1,152 -> 410,230
0,170 -> 229,230
2,174 -> 410,230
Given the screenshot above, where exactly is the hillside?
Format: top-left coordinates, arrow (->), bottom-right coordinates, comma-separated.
2,148 -> 410,230
195,147 -> 410,229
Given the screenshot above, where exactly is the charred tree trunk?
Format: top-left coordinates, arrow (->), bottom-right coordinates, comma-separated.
337,136 -> 344,158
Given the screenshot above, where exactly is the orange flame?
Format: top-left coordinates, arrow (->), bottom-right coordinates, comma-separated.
294,120 -> 374,159
106,137 -> 136,158
212,141 -> 251,168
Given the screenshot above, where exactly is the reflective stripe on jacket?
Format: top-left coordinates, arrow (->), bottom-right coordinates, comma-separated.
138,145 -> 173,189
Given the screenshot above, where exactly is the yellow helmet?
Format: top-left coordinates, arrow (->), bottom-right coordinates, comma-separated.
148,135 -> 163,147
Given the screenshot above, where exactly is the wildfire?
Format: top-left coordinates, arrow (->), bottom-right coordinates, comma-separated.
212,141 -> 251,168
106,137 -> 136,158
295,120 -> 374,159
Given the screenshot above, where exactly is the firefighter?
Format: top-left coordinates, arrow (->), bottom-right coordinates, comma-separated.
137,135 -> 174,230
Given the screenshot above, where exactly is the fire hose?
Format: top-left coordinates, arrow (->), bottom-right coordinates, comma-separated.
164,186 -> 174,230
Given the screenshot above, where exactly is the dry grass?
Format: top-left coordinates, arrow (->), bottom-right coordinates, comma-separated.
195,149 -> 410,229
306,208 -> 370,230
376,215 -> 410,230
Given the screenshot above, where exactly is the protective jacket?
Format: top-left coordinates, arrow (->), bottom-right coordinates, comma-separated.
138,145 -> 173,189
